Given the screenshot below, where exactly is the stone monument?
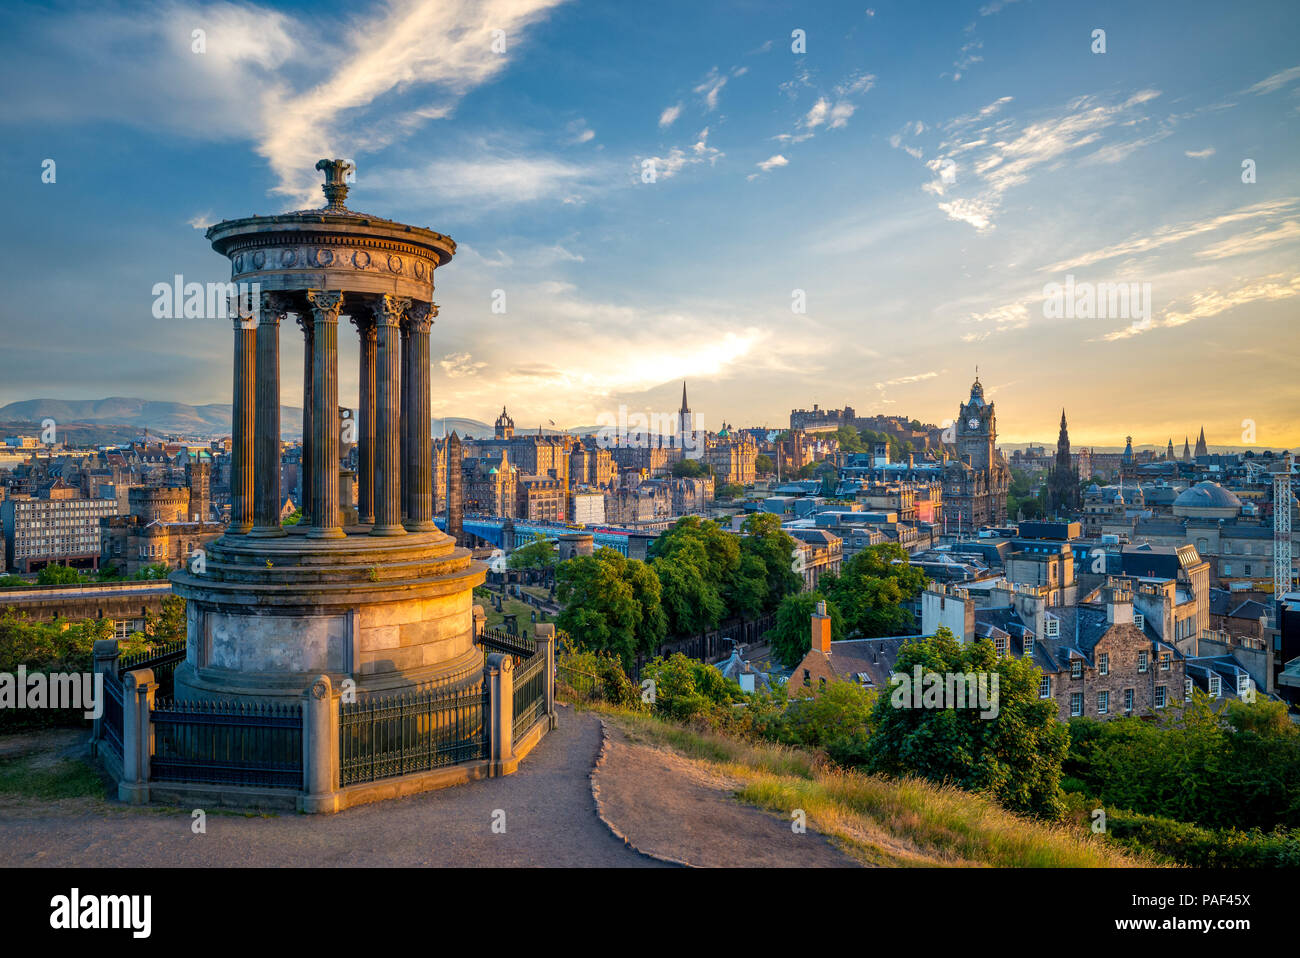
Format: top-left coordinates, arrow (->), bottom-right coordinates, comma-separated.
171,160 -> 486,703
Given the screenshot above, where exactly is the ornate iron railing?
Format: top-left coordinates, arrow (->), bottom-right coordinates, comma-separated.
100,672 -> 124,761
118,640 -> 186,698
150,698 -> 304,789
512,650 -> 547,747
480,626 -> 536,660
339,683 -> 488,787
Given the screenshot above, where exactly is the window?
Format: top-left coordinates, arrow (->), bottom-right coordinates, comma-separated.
1208,675 -> 1221,697
1124,688 -> 1134,713
994,635 -> 1007,656
1038,676 -> 1051,699
1023,637 -> 1034,657
1185,678 -> 1193,702
1238,673 -> 1251,696
1098,691 -> 1109,715
1137,651 -> 1149,673
802,669 -> 810,687
1099,653 -> 1109,676
1070,659 -> 1082,679
1070,692 -> 1083,717
1045,618 -> 1059,637
1133,612 -> 1145,631
1155,686 -> 1167,709
1159,652 -> 1170,671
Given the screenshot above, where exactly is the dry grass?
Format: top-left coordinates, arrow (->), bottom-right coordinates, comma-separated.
595,705 -> 1155,868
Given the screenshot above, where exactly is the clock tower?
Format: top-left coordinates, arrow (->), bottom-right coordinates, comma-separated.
956,375 -> 996,473
943,373 -> 1010,530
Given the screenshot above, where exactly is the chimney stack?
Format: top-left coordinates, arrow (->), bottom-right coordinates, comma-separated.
811,601 -> 832,654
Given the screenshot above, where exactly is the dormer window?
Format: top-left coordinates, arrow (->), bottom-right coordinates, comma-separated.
1237,673 -> 1250,695
1133,612 -> 1145,630
1046,619 -> 1059,637
1208,675 -> 1221,697
1024,637 -> 1034,657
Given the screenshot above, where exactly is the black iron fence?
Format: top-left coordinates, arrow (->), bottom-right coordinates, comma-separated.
339,683 -> 488,787
150,699 -> 304,790
118,640 -> 186,698
512,650 -> 547,746
480,626 -> 536,660
101,671 -> 124,762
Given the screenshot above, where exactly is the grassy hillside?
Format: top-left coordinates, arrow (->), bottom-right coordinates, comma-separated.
595,705 -> 1153,868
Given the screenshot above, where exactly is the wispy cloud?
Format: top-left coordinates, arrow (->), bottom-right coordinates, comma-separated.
658,103 -> 682,128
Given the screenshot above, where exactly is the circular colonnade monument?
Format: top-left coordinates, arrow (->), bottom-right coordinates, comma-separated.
171,160 -> 486,704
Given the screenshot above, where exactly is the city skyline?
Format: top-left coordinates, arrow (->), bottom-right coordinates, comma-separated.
2,0 -> 1298,448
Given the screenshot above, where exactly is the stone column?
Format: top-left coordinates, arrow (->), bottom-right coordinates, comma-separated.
229,309 -> 256,535
405,302 -> 437,531
118,668 -> 157,805
297,312 -> 314,528
300,674 -> 340,814
487,652 -> 514,776
351,312 -> 377,526
251,294 -> 289,537
306,290 -> 345,539
371,295 -> 408,536
400,319 -> 412,522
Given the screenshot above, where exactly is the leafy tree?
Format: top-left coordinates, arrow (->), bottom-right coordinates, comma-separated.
739,512 -> 801,611
654,540 -> 726,636
143,595 -> 187,644
641,652 -> 744,723
769,591 -> 843,667
556,547 -> 665,669
37,564 -> 87,585
715,482 -> 744,499
865,628 -> 1069,817
755,454 -> 774,475
131,563 -> 173,580
835,425 -> 865,454
672,458 -> 711,479
775,680 -> 878,766
507,534 -> 557,572
823,543 -> 925,637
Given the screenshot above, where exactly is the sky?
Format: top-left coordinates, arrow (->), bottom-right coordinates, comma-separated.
1,0 -> 1298,450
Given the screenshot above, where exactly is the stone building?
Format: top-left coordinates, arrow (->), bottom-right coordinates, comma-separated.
942,376 -> 1010,530
1,480 -> 120,573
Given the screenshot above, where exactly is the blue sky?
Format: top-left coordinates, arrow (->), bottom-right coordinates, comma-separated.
1,0 -> 1298,449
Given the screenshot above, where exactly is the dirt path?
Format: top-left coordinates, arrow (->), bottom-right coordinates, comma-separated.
591,721 -> 859,868
0,708 -> 662,868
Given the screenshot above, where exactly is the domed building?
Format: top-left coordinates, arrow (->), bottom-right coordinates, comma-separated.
1173,481 -> 1243,520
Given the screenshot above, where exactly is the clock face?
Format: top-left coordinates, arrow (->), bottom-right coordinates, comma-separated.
967,417 -> 981,430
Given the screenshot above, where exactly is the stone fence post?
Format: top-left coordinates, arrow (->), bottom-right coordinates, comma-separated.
118,668 -> 157,805
535,623 -> 557,730
486,652 -> 513,776
300,674 -> 340,813
472,603 -> 486,640
90,638 -> 119,753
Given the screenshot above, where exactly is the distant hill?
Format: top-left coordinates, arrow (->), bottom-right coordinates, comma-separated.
0,398 -> 490,441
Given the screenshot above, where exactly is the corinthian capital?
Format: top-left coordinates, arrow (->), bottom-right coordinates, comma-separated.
258,291 -> 293,326
305,289 -> 344,323
406,301 -> 437,334
375,293 -> 410,327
